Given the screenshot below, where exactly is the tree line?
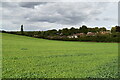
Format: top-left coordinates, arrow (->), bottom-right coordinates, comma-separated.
1,25 -> 120,42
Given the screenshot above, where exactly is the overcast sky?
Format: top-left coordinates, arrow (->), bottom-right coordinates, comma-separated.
1,2 -> 118,31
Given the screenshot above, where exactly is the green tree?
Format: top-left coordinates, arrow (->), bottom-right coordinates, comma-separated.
95,27 -> 99,32
69,27 -> 76,35
99,27 -> 106,32
61,28 -> 70,36
115,26 -> 120,32
80,25 -> 88,34
111,27 -> 116,33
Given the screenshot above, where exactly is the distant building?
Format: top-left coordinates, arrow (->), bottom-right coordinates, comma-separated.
60,36 -> 67,38
74,35 -> 78,38
86,32 -> 96,36
67,35 -> 74,38
33,35 -> 39,37
67,35 -> 78,38
68,33 -> 86,38
73,33 -> 85,37
99,31 -> 111,35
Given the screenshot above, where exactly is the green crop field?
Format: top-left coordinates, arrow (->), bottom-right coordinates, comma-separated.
2,33 -> 118,78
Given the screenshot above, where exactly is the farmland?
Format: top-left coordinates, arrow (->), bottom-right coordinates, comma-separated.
2,33 -> 118,78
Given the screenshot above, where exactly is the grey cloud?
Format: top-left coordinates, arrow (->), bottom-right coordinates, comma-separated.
2,2 -> 19,8
25,2 -> 108,25
24,25 -> 49,31
2,2 -> 116,31
95,18 -> 100,21
103,18 -> 115,21
103,18 -> 110,21
19,2 -> 47,8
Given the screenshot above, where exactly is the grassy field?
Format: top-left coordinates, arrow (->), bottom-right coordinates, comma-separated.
2,33 -> 118,78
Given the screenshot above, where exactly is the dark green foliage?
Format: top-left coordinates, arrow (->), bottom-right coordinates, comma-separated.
111,27 -> 116,33
61,28 -> 70,36
80,25 -> 88,34
111,26 -> 120,33
115,26 -> 120,32
99,27 -> 106,31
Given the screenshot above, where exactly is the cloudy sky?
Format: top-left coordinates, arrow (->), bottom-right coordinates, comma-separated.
1,2 -> 118,31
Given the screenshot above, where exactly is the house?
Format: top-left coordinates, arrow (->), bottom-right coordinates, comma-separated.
67,35 -> 78,38
67,35 -> 74,38
99,31 -> 111,35
59,36 -> 67,38
73,35 -> 78,38
86,32 -> 96,36
73,33 -> 85,37
67,33 -> 86,38
33,35 -> 39,37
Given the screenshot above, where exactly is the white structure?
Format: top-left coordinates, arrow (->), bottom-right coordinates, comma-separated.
74,35 -> 78,38
67,35 -> 78,38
